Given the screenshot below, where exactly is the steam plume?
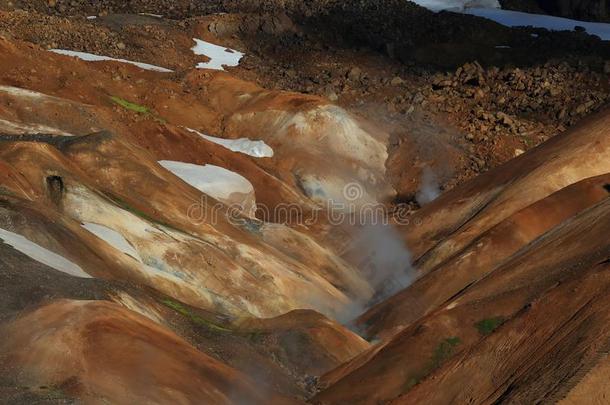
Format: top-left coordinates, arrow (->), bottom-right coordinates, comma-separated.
340,223 -> 414,323
416,167 -> 440,206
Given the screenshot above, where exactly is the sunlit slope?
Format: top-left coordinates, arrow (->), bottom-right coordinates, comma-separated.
402,107 -> 610,271
315,110 -> 610,404
358,173 -> 610,339
315,196 -> 610,404
0,299 -> 297,404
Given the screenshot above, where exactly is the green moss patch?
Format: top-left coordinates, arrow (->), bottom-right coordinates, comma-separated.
246,330 -> 268,343
403,336 -> 462,392
161,298 -> 232,333
431,336 -> 461,369
37,385 -> 66,400
110,96 -> 151,114
109,95 -> 166,123
475,316 -> 505,335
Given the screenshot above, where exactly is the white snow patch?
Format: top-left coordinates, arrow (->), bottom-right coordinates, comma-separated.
412,0 -> 499,12
158,160 -> 254,200
49,49 -> 173,72
0,228 -> 91,278
185,127 -> 274,158
191,38 -> 244,71
86,16 -> 97,20
81,222 -> 141,261
463,8 -> 610,40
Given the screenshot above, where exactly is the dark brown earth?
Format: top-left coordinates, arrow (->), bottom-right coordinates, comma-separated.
502,0 -> 610,22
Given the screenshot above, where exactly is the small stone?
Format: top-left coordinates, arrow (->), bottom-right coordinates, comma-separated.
496,112 -> 514,127
390,76 -> 403,86
347,67 -> 362,81
412,92 -> 425,104
326,90 -> 338,102
574,103 -> 588,115
471,156 -> 486,169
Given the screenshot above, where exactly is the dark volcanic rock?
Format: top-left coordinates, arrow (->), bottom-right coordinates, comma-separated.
501,0 -> 610,22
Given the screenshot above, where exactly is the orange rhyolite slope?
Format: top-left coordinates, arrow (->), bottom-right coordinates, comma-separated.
314,110 -> 610,404
1,15 -> 609,405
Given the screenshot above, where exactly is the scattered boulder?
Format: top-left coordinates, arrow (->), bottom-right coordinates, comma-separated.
347,66 -> 362,81
390,76 -> 403,86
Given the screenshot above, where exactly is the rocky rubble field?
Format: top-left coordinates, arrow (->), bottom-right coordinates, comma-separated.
501,0 -> 610,22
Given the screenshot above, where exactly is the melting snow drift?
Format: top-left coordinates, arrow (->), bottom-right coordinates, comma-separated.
191,38 -> 244,71
81,222 -> 141,261
158,160 -> 254,200
413,0 -> 499,12
464,8 -> 610,40
186,127 -> 273,158
413,1 -> 610,40
50,49 -> 173,72
0,228 -> 91,278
